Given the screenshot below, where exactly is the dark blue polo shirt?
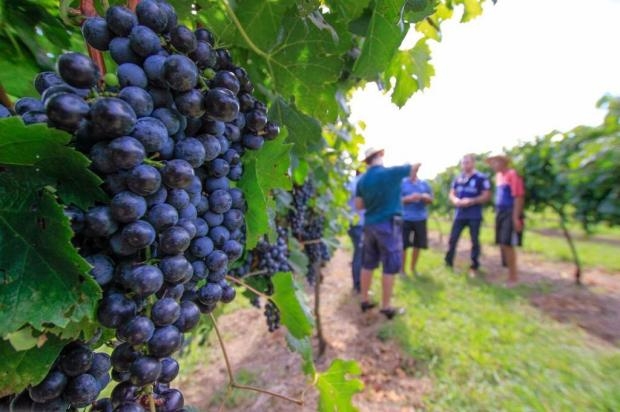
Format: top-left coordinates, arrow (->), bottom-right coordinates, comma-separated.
451,171 -> 491,220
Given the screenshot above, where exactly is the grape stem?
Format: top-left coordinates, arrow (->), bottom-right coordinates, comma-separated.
313,259 -> 327,357
209,314 -> 304,407
225,275 -> 271,299
127,0 -> 139,12
0,82 -> 12,109
300,238 -> 323,245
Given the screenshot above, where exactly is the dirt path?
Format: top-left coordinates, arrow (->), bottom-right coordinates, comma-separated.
179,248 -> 431,412
179,236 -> 620,411
439,233 -> 620,345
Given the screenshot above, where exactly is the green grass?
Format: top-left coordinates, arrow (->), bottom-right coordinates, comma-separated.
431,215 -> 620,272
377,250 -> 620,411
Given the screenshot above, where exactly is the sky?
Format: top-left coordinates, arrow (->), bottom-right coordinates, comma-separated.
349,0 -> 620,179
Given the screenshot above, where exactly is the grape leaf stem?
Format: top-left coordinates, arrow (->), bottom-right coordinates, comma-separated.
225,275 -> 271,299
221,0 -> 270,60
0,82 -> 12,109
209,314 -> 304,406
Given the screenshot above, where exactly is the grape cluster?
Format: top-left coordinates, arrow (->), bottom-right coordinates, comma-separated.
288,182 -> 330,284
1,1 -> 279,410
264,301 -> 281,333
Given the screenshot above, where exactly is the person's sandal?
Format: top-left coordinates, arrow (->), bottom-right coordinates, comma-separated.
360,301 -> 377,312
380,307 -> 405,319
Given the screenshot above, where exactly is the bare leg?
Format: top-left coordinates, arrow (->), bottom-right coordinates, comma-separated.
501,245 -> 518,282
381,274 -> 396,309
411,248 -> 421,273
360,268 -> 374,303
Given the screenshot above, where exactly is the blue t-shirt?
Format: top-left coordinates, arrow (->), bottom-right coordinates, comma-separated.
401,178 -> 432,222
347,175 -> 364,226
356,165 -> 412,226
451,171 -> 491,220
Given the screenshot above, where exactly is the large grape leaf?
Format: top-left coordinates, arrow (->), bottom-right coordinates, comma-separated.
352,0 -> 407,80
285,334 -> 316,375
316,359 -> 364,412
270,272 -> 314,339
0,170 -> 101,336
270,97 -> 324,158
384,39 -> 435,107
325,0 -> 371,21
238,131 -> 292,248
0,117 -> 106,209
0,331 -> 66,398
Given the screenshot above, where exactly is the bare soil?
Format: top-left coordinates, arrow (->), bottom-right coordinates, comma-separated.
179,234 -> 620,411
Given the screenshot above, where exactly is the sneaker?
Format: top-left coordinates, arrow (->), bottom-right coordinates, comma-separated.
380,307 -> 405,319
360,301 -> 377,312
468,268 -> 478,278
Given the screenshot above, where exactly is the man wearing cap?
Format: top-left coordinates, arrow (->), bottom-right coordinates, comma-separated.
444,154 -> 492,275
487,153 -> 525,284
401,163 -> 433,276
355,147 -> 416,319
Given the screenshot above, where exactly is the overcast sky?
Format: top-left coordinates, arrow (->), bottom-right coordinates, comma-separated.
349,0 -> 620,178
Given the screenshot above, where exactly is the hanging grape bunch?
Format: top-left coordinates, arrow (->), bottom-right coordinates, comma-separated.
1,0 -> 280,410
289,181 -> 330,284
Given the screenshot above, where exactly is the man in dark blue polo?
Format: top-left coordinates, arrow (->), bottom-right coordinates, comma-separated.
444,154 -> 491,275
355,148 -> 417,319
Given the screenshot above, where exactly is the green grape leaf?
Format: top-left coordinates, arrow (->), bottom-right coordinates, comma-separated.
238,131 -> 292,249
287,237 -> 310,275
0,170 -> 101,336
403,0 -> 438,22
384,39 -> 435,107
0,117 -> 106,209
0,334 -> 65,398
352,0 -> 407,80
234,0 -> 296,51
0,49 -> 40,98
324,0 -> 371,21
316,359 -> 364,412
270,272 -> 314,339
270,97 -> 324,158
285,334 -> 316,375
457,0 -> 484,22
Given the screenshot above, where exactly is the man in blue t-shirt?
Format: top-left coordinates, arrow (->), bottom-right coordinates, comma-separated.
444,154 -> 491,274
355,148 -> 415,319
401,164 -> 433,276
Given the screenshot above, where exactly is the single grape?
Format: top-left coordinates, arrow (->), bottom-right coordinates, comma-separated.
221,284 -> 237,303
158,358 -> 179,383
198,282 -> 222,305
193,217 -> 209,237
85,206 -> 119,237
202,211 -> 223,227
162,55 -> 198,92
170,25 -> 197,53
28,371 -> 67,403
127,164 -> 162,196
88,353 -> 112,380
118,86 -> 154,118
152,107 -> 182,135
174,137 -> 206,168
56,52 -> 99,88
131,116 -> 168,153
197,134 -> 222,162
148,325 -> 182,357
151,297 -> 181,326
85,254 -> 115,286
129,25 -> 161,57
209,189 -> 232,214
207,158 -> 230,178
109,136 -> 146,170
34,71 -> 64,94
206,250 -> 228,272
21,110 -> 48,125
110,191 -> 147,223
97,293 -> 137,329
63,373 -> 100,408
189,41 -> 216,69
106,6 -> 137,36
143,54 -> 167,87
211,70 -> 240,95
195,28 -> 214,44
121,220 -> 156,249
91,97 -> 138,138
136,0 -> 168,33
125,265 -> 164,297
222,239 -> 243,262
117,316 -> 155,345
161,159 -> 195,188
159,255 -> 193,284
159,226 -> 191,255
242,133 -> 265,150
129,356 -> 162,386
149,87 -> 174,108
15,97 -> 43,115
146,186 -> 168,207
204,87 -> 239,122
45,92 -> 89,132
110,232 -> 139,256
146,203 -> 179,231
208,225 -> 230,248
174,89 -> 205,118
189,236 -> 214,258
176,218 -> 197,239
82,17 -> 111,51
